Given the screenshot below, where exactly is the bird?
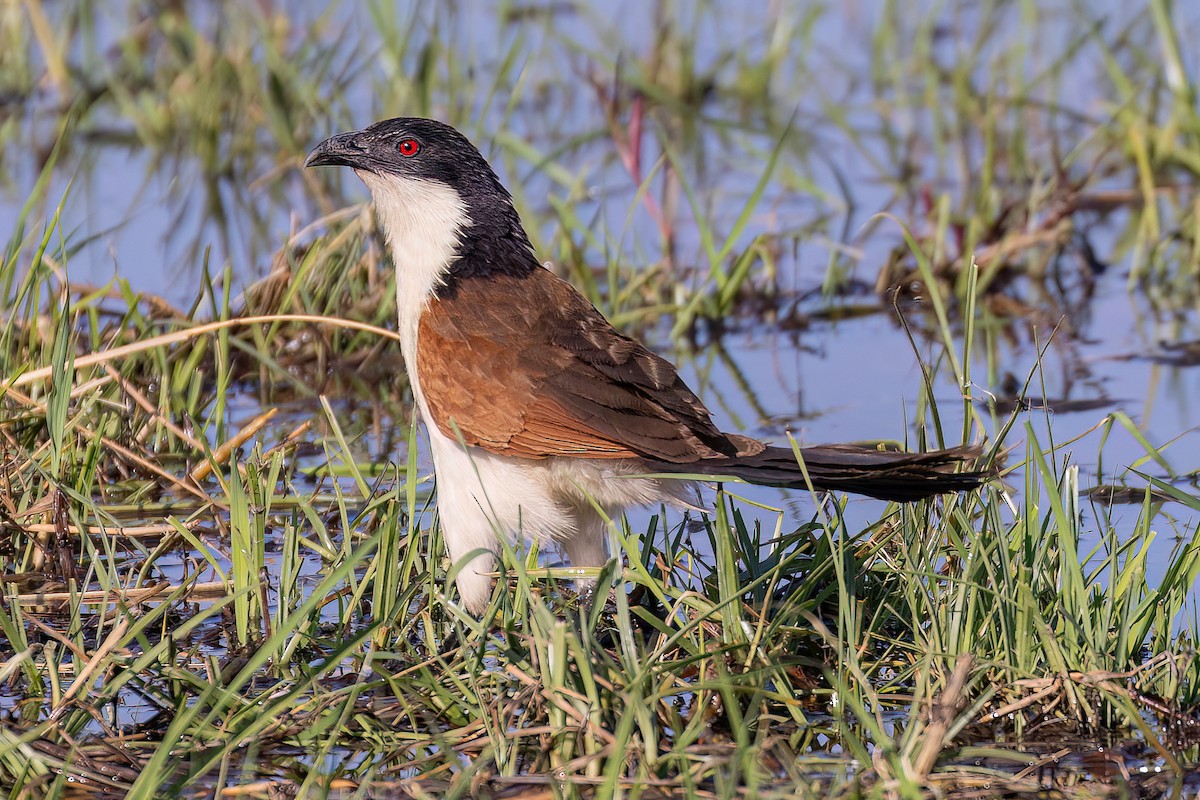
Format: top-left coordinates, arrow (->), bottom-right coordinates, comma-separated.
305,117 -> 990,614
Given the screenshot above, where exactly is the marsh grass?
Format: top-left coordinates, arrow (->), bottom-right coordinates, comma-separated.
2,1 -> 1200,798
3,223 -> 1196,797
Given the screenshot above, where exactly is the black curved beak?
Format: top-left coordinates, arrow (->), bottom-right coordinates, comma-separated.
305,130 -> 371,170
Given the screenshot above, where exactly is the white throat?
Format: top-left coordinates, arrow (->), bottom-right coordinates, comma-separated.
359,171 -> 469,415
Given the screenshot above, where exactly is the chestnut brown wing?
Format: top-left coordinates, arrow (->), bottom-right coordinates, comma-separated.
416,269 -> 761,462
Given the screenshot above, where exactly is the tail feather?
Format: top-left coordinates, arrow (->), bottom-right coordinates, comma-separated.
656,444 -> 990,502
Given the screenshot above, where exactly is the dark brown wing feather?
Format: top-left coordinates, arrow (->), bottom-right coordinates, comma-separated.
416,269 -> 761,462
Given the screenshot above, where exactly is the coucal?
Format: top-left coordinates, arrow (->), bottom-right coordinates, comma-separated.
306,118 -> 989,613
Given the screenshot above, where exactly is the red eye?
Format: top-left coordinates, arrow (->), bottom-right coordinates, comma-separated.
398,138 -> 420,157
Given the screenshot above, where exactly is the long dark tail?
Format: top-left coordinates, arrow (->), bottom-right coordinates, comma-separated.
658,444 -> 990,502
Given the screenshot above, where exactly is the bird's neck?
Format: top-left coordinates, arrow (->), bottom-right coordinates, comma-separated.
435,202 -> 542,293
362,172 -> 469,429
362,172 -> 469,353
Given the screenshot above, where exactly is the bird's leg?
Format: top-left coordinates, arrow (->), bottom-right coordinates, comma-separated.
436,498 -> 501,614
561,504 -> 613,602
446,546 -> 497,614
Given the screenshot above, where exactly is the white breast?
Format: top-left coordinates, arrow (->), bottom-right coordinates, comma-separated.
356,170 -> 469,396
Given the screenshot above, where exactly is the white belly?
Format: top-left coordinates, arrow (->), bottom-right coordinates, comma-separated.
426,422 -> 680,548
423,418 -> 690,612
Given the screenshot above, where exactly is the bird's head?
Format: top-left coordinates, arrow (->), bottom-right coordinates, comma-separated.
306,118 -> 486,189
305,117 -> 538,285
